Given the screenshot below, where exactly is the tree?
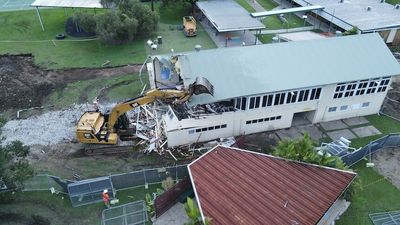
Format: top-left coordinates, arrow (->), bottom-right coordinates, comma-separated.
119,0 -> 159,36
73,12 -> 97,34
273,133 -> 346,169
343,26 -> 359,36
0,141 -> 34,191
184,197 -> 212,225
96,11 -> 138,44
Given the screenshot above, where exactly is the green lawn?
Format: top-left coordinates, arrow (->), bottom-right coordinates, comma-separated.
386,0 -> 400,5
0,5 -> 216,69
337,162 -> 400,225
256,0 -> 278,10
0,184 -> 161,225
44,73 -> 147,108
235,0 -> 256,13
257,33 -> 276,44
263,13 -> 310,30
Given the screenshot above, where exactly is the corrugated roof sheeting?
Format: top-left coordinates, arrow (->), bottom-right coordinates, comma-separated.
251,5 -> 324,17
179,33 -> 400,105
294,0 -> 400,32
188,146 -> 356,225
196,0 -> 265,32
31,0 -> 103,8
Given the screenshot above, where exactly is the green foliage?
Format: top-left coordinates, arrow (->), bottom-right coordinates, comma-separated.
119,0 -> 159,36
184,197 -> 201,224
273,133 -> 346,169
145,193 -> 155,217
0,141 -> 34,191
161,177 -> 175,190
73,12 -> 97,34
96,11 -> 138,44
343,26 -> 359,36
161,0 -> 194,9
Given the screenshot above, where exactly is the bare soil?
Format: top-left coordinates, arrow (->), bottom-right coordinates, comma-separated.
372,147 -> 400,189
0,54 -> 141,112
381,82 -> 400,119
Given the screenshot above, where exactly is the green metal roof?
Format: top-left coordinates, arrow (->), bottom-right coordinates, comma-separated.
170,33 -> 400,105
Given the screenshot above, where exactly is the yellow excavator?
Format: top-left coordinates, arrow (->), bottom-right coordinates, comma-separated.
76,77 -> 213,147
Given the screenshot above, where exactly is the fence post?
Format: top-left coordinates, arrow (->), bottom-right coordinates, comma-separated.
143,169 -> 147,188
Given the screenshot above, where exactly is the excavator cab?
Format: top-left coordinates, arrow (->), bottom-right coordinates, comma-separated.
76,77 -> 213,145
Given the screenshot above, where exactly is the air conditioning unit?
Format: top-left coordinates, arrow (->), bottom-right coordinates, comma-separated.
395,4 -> 400,9
380,0 -> 385,3
366,6 -> 372,11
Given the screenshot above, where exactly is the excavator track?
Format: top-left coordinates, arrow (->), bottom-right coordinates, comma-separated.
84,144 -> 137,155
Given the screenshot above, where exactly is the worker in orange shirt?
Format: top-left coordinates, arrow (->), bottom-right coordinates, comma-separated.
103,189 -> 110,208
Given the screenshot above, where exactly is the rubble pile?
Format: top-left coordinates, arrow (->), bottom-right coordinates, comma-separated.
1,104 -> 91,146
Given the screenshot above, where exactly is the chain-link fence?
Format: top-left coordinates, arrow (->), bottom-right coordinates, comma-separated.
102,201 -> 148,225
23,165 -> 189,207
341,134 -> 400,166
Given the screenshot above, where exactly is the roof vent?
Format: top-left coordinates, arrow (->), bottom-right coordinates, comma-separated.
366,6 -> 372,11
339,0 -> 344,3
380,0 -> 385,3
395,4 -> 400,9
195,44 -> 202,52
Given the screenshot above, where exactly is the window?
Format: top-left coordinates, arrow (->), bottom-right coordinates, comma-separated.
287,91 -> 297,103
84,133 -> 93,139
245,115 -> 281,125
221,124 -> 227,128
188,130 -> 195,134
192,124 -> 227,134
340,105 -> 348,111
334,77 -> 390,99
328,107 -> 337,112
298,90 -> 305,102
274,93 -> 281,105
362,102 -> 370,108
249,97 -> 255,109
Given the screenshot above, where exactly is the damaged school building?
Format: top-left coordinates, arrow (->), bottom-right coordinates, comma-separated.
147,33 -> 400,147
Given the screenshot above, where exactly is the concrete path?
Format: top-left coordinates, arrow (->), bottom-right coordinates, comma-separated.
153,203 -> 189,225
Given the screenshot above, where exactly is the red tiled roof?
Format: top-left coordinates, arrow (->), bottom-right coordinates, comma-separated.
188,146 -> 356,225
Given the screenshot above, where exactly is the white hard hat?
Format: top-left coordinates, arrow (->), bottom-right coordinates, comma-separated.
103,189 -> 108,193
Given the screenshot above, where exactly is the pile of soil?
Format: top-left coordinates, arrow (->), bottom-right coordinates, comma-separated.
372,148 -> 400,189
0,54 -> 142,112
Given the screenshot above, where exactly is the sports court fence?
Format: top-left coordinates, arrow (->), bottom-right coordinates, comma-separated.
22,164 -> 189,206
341,134 -> 400,166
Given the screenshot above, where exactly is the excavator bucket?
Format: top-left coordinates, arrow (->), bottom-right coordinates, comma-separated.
192,77 -> 214,96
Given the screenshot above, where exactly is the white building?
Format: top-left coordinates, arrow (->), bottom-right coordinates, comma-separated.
148,33 -> 400,147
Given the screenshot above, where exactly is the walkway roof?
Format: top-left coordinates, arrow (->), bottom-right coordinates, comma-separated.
251,5 -> 324,17
188,146 -> 356,225
31,0 -> 103,8
196,0 -> 265,32
294,0 -> 400,32
166,33 -> 400,105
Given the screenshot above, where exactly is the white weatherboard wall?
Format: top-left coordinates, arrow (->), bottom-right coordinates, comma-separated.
163,79 -> 392,147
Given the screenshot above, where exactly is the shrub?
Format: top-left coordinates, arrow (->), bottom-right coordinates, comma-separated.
73,12 -> 97,34
119,0 -> 159,36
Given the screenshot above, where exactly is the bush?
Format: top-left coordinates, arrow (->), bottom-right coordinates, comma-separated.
73,12 -> 97,34
96,11 -> 138,44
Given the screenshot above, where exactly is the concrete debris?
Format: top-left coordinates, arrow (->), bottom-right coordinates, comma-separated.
1,104 -> 91,146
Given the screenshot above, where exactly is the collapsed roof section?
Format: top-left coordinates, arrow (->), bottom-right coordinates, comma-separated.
151,33 -> 400,106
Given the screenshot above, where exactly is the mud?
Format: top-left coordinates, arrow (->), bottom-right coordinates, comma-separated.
372,148 -> 400,189
0,54 -> 142,112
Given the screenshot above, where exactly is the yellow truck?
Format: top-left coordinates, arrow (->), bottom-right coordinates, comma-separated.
183,16 -> 197,37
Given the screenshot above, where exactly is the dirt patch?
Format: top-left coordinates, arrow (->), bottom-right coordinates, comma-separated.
381,82 -> 400,119
372,148 -> 400,189
0,54 -> 142,113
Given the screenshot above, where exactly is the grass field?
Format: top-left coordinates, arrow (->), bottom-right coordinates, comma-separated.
263,13 -> 310,30
44,73 -> 147,108
235,0 -> 256,13
0,5 -> 216,69
257,33 -> 276,44
337,161 -> 400,225
0,184 -> 161,225
257,0 -> 278,10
